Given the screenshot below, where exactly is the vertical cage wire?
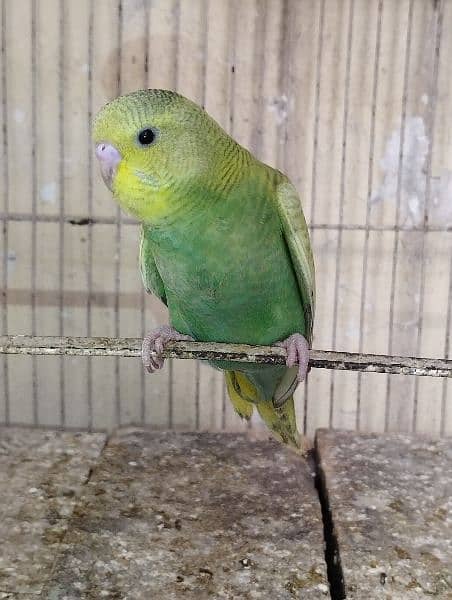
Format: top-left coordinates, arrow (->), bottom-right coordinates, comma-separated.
58,0 -> 66,427
412,0 -> 443,432
328,0 -> 354,428
356,0 -> 383,431
86,0 -> 94,430
1,0 -> 9,425
384,0 -> 414,432
303,0 -> 325,435
31,0 -> 38,425
114,0 -> 122,427
441,251 -> 452,435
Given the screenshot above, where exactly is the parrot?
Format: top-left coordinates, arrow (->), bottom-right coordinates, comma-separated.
93,89 -> 315,450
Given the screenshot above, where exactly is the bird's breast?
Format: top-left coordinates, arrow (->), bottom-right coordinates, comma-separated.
151,217 -> 305,345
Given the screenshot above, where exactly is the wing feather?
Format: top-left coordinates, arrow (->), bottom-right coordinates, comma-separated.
139,225 -> 167,305
275,179 -> 315,345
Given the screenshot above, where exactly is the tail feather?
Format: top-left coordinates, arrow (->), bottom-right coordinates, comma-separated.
225,370 -> 303,451
255,396 -> 302,450
224,371 -> 254,420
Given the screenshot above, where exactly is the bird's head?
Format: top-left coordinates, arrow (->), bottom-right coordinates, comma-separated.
92,89 -> 231,223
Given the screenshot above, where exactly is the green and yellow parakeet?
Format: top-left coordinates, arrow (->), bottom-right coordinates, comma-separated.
93,90 -> 315,450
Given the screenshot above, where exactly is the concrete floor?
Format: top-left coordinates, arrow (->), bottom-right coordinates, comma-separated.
1,427 -> 451,599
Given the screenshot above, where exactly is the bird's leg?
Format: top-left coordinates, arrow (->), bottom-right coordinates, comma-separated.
142,325 -> 194,373
276,333 -> 310,382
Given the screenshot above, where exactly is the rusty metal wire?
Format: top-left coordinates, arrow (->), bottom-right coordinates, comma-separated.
1,212 -> 452,231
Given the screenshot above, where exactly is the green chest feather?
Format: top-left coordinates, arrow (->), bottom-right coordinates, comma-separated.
143,182 -> 305,346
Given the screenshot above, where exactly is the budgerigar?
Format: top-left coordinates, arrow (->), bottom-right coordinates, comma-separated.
93,90 -> 315,450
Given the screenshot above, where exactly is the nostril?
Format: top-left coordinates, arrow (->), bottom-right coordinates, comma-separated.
95,142 -> 121,163
96,143 -> 107,158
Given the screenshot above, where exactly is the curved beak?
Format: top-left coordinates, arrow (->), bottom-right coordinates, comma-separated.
95,143 -> 121,191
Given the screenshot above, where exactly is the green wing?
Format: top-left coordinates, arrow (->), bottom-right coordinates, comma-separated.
275,178 -> 315,345
139,224 -> 167,305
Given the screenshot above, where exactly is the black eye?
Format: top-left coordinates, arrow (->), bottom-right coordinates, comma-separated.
138,128 -> 156,146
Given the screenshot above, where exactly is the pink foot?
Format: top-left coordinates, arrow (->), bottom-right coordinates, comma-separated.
276,333 -> 310,382
142,325 -> 194,373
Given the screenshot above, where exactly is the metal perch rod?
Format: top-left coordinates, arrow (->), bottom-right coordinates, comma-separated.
0,335 -> 451,378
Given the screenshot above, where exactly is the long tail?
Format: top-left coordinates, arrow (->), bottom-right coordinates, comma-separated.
225,370 -> 302,451
255,396 -> 301,449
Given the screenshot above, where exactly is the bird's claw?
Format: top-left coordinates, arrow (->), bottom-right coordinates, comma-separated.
142,325 -> 194,373
276,333 -> 310,383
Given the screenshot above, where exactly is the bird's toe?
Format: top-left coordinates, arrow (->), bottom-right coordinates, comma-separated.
141,325 -> 194,374
277,333 -> 310,382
